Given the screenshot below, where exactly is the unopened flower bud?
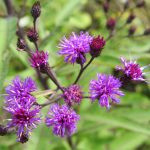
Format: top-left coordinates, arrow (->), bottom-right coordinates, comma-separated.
124,0 -> 129,10
90,36 -> 106,57
106,18 -> 116,30
136,0 -> 145,8
103,1 -> 109,13
0,125 -> 8,136
143,28 -> 150,35
31,1 -> 41,19
27,28 -> 38,42
29,50 -> 49,72
17,38 -> 26,50
126,13 -> 135,24
128,26 -> 136,36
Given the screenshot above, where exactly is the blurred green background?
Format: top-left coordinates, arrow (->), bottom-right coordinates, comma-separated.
0,0 -> 150,150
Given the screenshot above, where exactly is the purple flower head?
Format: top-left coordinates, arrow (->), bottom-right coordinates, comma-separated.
62,85 -> 83,106
116,57 -> 148,81
45,104 -> 80,137
5,76 -> 37,108
29,50 -> 49,69
89,74 -> 124,109
58,32 -> 93,64
5,102 -> 41,142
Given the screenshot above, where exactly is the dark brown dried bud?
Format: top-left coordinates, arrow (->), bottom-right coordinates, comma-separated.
143,28 -> 150,35
31,1 -> 41,19
136,0 -> 145,8
103,1 -> 109,13
128,26 -> 136,36
90,36 -> 106,57
126,13 -> 135,24
17,38 -> 26,50
27,28 -> 38,42
0,125 -> 8,136
19,133 -> 28,143
106,17 -> 116,30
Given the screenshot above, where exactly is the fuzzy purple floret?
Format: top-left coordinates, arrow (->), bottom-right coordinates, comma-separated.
89,74 -> 124,109
58,32 -> 93,64
5,76 -> 37,108
45,104 -> 80,137
62,85 -> 83,106
116,57 -> 147,81
5,76 -> 41,142
5,103 -> 41,142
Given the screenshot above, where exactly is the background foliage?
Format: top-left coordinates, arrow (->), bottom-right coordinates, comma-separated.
0,0 -> 150,149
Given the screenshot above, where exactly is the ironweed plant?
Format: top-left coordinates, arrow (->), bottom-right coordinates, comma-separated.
0,0 -> 150,149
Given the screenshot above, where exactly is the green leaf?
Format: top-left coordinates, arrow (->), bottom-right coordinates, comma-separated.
110,132 -> 148,150
55,0 -> 81,26
83,112 -> 150,136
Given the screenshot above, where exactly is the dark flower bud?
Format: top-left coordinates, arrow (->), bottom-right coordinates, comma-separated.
29,50 -> 49,73
124,0 -> 129,10
0,125 -> 8,136
128,26 -> 136,36
17,38 -> 26,50
106,17 -> 116,30
27,28 -> 38,42
19,133 -> 28,143
126,13 -> 135,24
136,0 -> 145,8
90,36 -> 106,57
103,1 -> 109,13
31,1 -> 41,19
143,28 -> 150,35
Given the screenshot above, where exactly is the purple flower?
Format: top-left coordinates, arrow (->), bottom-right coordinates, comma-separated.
5,102 -> 41,142
45,104 -> 80,137
29,50 -> 49,68
116,57 -> 148,81
62,85 -> 83,106
89,74 -> 124,109
5,76 -> 36,108
58,32 -> 93,64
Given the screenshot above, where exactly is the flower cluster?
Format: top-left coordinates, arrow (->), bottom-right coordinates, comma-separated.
4,77 -> 41,143
1,0 -> 150,146
58,32 -> 106,64
45,104 -> 80,137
